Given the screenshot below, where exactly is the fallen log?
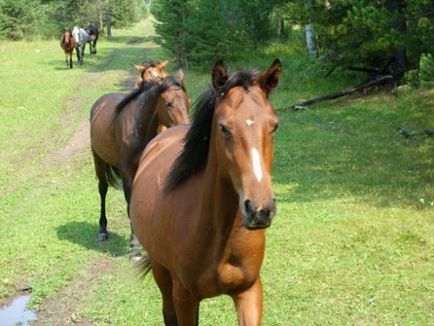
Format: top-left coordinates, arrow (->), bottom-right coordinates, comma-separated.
290,75 -> 394,111
396,127 -> 434,138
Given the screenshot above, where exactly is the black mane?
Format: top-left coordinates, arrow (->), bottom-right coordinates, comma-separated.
115,75 -> 185,115
165,70 -> 260,192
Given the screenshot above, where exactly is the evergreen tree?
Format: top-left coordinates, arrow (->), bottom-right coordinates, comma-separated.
151,0 -> 194,67
282,0 -> 434,78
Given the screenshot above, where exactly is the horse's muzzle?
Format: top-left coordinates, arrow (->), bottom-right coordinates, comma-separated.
242,199 -> 276,230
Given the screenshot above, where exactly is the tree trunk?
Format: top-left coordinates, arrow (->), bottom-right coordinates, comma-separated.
305,22 -> 317,59
99,12 -> 104,33
388,0 -> 407,77
106,13 -> 112,39
277,17 -> 285,38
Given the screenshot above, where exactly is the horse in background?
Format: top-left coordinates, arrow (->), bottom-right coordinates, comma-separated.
72,26 -> 91,65
89,71 -> 190,258
60,29 -> 76,69
130,59 -> 282,325
133,60 -> 170,88
85,22 -> 99,55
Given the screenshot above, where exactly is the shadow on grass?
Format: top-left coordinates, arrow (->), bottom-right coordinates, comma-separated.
57,221 -> 129,257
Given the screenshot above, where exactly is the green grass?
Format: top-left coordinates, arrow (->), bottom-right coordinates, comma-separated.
0,17 -> 433,325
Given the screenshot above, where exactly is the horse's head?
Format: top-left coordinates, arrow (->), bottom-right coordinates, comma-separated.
211,59 -> 281,229
72,26 -> 80,45
134,60 -> 170,86
62,29 -> 72,44
156,70 -> 190,127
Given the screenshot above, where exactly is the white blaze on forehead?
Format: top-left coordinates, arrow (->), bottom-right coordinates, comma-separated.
246,119 -> 254,126
251,148 -> 263,182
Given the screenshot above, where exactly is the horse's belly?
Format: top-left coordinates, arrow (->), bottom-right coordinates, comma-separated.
90,95 -> 123,165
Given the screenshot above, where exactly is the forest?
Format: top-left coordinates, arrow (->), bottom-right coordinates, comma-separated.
1,0 -> 434,85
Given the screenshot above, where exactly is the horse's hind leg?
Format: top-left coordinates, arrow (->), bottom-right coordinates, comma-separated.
92,150 -> 109,241
120,170 -> 141,259
151,261 -> 178,326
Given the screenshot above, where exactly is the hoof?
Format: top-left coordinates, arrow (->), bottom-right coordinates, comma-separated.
97,232 -> 109,241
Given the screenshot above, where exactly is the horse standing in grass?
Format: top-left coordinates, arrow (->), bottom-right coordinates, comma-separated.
85,22 -> 99,55
133,60 -> 170,88
90,71 -> 189,257
130,59 -> 281,325
60,29 -> 76,69
72,26 -> 90,65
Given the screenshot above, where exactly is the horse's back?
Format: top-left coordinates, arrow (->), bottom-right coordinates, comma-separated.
135,125 -> 188,188
131,125 -> 189,251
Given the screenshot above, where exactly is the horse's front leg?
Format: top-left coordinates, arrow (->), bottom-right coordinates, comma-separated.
69,53 -> 73,69
173,280 -> 199,326
82,44 -> 86,63
231,277 -> 263,326
76,46 -> 81,65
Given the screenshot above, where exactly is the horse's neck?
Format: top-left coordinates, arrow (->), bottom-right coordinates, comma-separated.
134,92 -> 160,144
197,142 -> 241,246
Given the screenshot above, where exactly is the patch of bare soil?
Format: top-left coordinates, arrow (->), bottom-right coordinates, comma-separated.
45,119 -> 90,166
35,257 -> 117,325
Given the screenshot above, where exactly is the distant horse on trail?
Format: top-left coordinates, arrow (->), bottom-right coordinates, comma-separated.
85,22 -> 99,55
130,59 -> 282,325
72,26 -> 91,65
89,71 -> 190,258
133,60 -> 170,88
60,29 -> 76,69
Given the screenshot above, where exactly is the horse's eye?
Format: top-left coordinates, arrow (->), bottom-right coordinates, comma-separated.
219,124 -> 232,138
166,102 -> 172,108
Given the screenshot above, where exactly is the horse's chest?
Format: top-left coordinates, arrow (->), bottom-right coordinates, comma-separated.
216,259 -> 258,295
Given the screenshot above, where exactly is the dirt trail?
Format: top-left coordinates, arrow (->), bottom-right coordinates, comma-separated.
35,257 -> 117,325
33,37 -> 144,324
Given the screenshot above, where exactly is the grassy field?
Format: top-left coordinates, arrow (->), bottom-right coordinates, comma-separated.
0,17 -> 433,325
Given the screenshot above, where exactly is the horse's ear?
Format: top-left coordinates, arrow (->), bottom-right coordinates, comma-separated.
175,69 -> 184,82
212,60 -> 228,90
159,60 -> 169,69
259,58 -> 282,95
133,64 -> 145,72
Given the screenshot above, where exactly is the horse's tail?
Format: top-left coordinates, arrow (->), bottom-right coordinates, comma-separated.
135,252 -> 152,278
105,164 -> 122,189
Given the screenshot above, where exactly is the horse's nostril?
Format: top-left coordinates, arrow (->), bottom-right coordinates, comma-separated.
258,207 -> 271,219
244,199 -> 254,216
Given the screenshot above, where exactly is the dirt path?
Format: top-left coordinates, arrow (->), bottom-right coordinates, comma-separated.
33,38 -> 144,324
35,257 -> 118,325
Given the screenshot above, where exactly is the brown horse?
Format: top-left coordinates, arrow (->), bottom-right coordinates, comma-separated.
133,60 -> 170,88
60,29 -> 76,69
130,59 -> 281,325
90,71 -> 190,255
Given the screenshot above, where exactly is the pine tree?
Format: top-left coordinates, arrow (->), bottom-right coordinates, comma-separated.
151,0 -> 194,67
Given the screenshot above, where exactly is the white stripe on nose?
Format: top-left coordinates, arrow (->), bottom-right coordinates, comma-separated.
251,148 -> 263,182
